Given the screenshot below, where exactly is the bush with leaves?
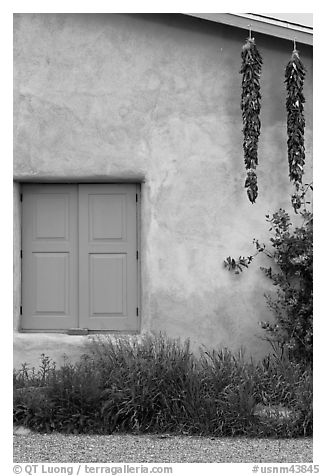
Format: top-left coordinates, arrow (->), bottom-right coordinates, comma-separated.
13,334 -> 312,437
225,198 -> 312,366
260,206 -> 313,365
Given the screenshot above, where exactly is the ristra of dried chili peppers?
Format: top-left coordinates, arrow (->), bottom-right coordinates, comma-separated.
284,48 -> 306,212
240,37 -> 263,204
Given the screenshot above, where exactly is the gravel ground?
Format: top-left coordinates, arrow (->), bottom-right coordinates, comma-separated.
13,433 -> 313,463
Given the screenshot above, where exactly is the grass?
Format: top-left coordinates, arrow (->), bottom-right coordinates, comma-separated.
13,333 -> 312,437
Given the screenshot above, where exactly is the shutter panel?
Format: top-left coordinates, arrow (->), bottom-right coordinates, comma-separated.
21,184 -> 78,330
78,184 -> 138,331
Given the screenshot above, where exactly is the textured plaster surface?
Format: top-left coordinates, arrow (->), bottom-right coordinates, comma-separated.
13,13 -> 313,366
13,334 -> 89,368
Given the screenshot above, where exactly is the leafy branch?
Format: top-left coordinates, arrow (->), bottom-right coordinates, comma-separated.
223,238 -> 268,274
224,179 -> 312,276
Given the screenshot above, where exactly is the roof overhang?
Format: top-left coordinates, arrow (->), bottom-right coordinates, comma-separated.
185,13 -> 313,46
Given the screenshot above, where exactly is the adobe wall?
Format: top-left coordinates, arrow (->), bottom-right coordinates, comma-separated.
13,13 -> 313,367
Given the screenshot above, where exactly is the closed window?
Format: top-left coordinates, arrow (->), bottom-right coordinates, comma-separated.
21,184 -> 139,332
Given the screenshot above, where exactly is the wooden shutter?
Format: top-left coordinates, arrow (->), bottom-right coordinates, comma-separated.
78,184 -> 138,331
21,184 -> 78,330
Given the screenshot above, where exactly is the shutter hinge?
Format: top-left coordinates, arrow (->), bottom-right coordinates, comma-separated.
136,193 -> 138,202
20,305 -> 22,315
20,193 -> 23,202
136,250 -> 139,260
20,250 -> 23,259
136,307 -> 139,316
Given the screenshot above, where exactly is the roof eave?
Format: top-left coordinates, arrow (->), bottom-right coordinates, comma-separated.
185,13 -> 313,46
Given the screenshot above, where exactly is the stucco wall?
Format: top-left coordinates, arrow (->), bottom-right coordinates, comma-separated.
13,13 -> 313,367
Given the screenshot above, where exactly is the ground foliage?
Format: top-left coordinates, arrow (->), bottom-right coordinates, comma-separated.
14,335 -> 312,437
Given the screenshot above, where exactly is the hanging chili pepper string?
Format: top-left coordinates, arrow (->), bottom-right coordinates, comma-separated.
285,41 -> 306,212
240,31 -> 263,204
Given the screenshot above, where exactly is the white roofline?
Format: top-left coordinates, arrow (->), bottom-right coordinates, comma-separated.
185,13 -> 313,46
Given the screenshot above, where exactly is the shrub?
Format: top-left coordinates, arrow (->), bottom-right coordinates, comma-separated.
14,354 -> 102,433
224,202 -> 313,367
13,334 -> 312,437
260,208 -> 313,365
